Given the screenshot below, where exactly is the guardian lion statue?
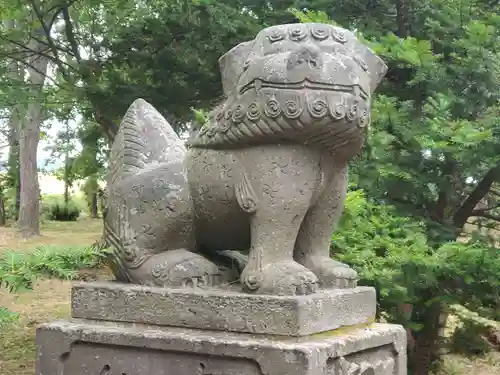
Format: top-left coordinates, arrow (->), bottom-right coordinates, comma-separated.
104,23 -> 387,296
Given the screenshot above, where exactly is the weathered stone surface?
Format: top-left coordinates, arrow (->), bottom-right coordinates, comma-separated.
71,281 -> 376,336
36,320 -> 406,375
104,22 -> 388,296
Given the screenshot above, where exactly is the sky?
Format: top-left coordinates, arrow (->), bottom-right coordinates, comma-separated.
0,117 -> 74,172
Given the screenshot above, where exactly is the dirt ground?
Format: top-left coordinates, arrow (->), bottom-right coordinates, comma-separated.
0,218 -> 106,375
0,219 -> 499,375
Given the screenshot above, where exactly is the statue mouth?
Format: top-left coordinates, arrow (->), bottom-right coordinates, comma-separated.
239,78 -> 369,99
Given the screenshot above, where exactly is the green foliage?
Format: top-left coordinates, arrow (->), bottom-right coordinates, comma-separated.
41,194 -> 84,222
191,107 -> 209,128
81,0 -> 263,136
289,8 -> 338,25
0,245 -> 111,293
292,4 -> 500,240
0,307 -> 19,328
334,190 -> 500,327
46,200 -> 81,222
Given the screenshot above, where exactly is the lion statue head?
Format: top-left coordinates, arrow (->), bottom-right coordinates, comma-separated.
189,23 -> 387,161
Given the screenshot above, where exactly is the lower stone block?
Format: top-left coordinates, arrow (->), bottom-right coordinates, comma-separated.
36,319 -> 407,375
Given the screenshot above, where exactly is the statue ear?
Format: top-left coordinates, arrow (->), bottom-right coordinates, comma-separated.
218,40 -> 254,96
352,43 -> 388,95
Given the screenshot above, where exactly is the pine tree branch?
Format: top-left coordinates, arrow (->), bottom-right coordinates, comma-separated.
471,203 -> 500,215
473,212 -> 500,222
489,189 -> 500,198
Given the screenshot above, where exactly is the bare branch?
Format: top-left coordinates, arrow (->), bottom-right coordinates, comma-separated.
453,166 -> 500,228
0,52 -> 65,89
62,6 -> 82,62
0,35 -> 75,72
27,0 -> 63,61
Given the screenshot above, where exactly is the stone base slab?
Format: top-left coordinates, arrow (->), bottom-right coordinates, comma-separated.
36,319 -> 407,375
71,281 -> 376,336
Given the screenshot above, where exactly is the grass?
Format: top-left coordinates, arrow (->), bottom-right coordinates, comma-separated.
0,219 -> 499,375
0,217 -> 108,375
436,353 -> 500,375
0,218 -> 102,253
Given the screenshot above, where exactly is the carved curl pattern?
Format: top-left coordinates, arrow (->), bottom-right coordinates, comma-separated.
246,102 -> 261,121
288,25 -> 308,41
199,125 -> 209,135
310,24 -> 330,40
358,109 -> 370,128
283,93 -> 304,119
307,98 -> 329,119
264,96 -> 281,118
346,102 -> 358,122
151,263 -> 168,280
332,28 -> 347,43
215,110 -> 224,121
206,126 -> 217,137
231,104 -> 246,123
219,120 -> 231,133
267,28 -> 285,43
329,96 -> 347,120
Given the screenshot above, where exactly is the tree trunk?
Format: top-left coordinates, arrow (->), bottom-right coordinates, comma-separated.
396,0 -> 411,37
64,150 -> 70,205
18,33 -> 50,238
7,125 -> 21,221
90,192 -> 99,218
5,20 -> 22,221
0,195 -> 6,226
18,104 -> 43,237
410,302 -> 443,375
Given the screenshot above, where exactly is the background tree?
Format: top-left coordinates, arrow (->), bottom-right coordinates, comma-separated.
292,5 -> 500,374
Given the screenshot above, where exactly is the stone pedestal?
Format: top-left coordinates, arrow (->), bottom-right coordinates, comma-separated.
36,282 -> 407,375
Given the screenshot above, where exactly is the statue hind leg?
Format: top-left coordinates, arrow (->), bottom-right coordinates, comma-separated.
105,98 -> 225,288
105,167 -> 224,288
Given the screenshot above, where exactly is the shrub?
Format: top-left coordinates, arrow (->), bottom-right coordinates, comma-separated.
333,188 -> 500,372
46,200 -> 81,221
332,188 -> 431,324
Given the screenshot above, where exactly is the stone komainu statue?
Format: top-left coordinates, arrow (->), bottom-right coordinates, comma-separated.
104,23 -> 387,296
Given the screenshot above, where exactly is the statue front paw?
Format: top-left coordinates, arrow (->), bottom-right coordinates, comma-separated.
298,256 -> 358,289
241,260 -> 319,296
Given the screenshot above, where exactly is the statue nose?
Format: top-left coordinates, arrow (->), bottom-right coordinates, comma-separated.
286,46 -> 322,70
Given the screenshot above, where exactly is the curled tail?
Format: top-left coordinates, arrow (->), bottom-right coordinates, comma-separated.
107,98 -> 186,186
104,99 -> 193,283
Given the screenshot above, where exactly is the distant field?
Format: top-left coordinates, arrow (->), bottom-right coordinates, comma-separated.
38,173 -> 105,196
